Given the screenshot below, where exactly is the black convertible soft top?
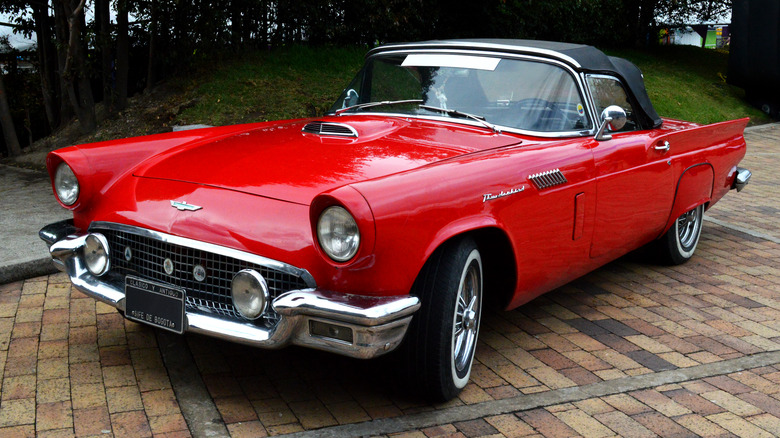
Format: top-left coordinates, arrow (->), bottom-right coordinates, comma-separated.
371,39 -> 663,130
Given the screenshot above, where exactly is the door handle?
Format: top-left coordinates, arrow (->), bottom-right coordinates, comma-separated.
654,141 -> 670,152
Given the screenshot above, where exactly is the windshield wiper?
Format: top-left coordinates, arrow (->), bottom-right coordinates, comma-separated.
333,99 -> 423,116
419,104 -> 501,133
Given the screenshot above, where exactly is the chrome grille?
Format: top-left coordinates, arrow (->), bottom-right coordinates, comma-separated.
97,227 -> 309,321
528,169 -> 568,190
302,121 -> 358,137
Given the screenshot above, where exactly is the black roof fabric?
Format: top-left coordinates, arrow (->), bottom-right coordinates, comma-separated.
372,39 -> 663,129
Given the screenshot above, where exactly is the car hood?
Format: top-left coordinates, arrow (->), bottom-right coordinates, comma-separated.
135,117 -> 521,205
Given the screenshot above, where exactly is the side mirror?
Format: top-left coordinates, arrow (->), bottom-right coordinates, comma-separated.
594,105 -> 627,141
343,89 -> 359,108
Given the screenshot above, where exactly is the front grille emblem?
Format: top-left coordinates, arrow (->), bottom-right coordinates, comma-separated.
171,200 -> 202,211
124,246 -> 132,262
193,265 -> 207,282
163,258 -> 174,275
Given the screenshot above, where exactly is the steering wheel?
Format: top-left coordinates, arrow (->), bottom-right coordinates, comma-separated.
513,98 -> 569,131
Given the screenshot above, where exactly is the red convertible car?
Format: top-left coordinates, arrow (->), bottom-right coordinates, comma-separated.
41,39 -> 751,400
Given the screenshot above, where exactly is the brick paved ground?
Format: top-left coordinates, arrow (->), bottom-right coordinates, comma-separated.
0,124 -> 777,437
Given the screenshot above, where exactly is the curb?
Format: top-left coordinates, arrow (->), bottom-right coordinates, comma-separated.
745,120 -> 780,132
0,257 -> 59,285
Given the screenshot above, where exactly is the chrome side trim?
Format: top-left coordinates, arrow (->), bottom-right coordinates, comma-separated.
88,221 -> 317,288
41,223 -> 420,359
528,169 -> 568,190
733,167 -> 752,192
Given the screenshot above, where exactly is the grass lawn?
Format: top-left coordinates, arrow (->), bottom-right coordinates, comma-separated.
176,46 -> 366,126
177,44 -> 772,127
610,45 -> 771,125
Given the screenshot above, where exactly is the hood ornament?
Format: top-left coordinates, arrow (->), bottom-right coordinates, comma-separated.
171,200 -> 202,211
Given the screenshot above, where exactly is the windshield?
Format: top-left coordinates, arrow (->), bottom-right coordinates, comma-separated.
331,53 -> 592,133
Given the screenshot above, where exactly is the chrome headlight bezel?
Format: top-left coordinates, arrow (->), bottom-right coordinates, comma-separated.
54,162 -> 80,206
317,206 -> 361,262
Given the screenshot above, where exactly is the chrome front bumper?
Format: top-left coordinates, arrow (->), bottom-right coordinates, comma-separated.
40,220 -> 420,359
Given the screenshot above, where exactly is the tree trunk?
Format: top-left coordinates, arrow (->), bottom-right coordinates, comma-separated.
96,0 -> 113,112
53,0 -> 74,126
32,3 -> 57,132
0,73 -> 21,157
636,0 -> 658,47
116,0 -> 129,110
58,0 -> 97,133
146,1 -> 157,93
232,0 -> 242,49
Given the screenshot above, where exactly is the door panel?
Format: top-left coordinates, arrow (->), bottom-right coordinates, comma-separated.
590,133 -> 676,260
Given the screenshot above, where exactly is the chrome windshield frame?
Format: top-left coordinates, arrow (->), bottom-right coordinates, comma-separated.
335,49 -> 597,139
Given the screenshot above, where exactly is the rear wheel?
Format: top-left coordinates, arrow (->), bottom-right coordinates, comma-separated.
402,237 -> 482,401
658,204 -> 704,265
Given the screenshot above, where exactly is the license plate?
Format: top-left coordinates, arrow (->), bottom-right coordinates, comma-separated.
125,276 -> 185,334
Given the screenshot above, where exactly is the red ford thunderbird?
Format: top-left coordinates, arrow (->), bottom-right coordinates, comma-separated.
41,40 -> 751,400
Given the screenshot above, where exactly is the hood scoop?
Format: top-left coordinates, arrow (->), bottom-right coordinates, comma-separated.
302,121 -> 358,138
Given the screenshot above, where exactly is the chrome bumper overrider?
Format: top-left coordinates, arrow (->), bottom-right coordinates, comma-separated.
732,167 -> 752,192
40,220 -> 420,359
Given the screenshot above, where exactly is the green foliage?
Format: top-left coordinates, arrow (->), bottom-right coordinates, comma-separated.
177,45 -> 768,128
176,46 -> 366,126
609,45 -> 771,125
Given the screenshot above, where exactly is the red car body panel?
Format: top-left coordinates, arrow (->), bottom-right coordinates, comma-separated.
47,114 -> 749,310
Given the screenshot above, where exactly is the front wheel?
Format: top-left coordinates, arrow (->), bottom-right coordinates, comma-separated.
402,238 -> 483,401
657,204 -> 704,265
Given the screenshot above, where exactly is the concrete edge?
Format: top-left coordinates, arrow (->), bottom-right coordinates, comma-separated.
157,331 -> 229,437
745,121 -> 780,132
280,350 -> 780,438
0,257 -> 59,285
704,216 -> 780,244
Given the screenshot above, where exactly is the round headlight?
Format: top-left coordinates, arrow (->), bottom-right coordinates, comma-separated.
231,269 -> 269,320
54,162 -> 79,206
317,206 -> 360,262
84,233 -> 110,276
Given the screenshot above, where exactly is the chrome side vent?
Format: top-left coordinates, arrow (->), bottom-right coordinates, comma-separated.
528,169 -> 567,190
302,121 -> 358,137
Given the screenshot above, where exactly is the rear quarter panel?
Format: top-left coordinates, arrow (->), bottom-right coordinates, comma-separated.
658,117 -> 749,233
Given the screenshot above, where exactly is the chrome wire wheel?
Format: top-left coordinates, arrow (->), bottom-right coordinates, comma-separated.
450,249 -> 482,388
677,207 -> 701,250
403,238 -> 483,401
452,257 -> 481,375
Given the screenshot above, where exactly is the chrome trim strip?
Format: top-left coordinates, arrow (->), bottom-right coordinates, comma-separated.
41,223 -> 420,359
88,221 -> 317,288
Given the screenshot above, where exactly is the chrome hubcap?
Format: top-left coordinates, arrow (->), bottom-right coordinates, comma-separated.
677,207 -> 701,249
453,262 -> 480,373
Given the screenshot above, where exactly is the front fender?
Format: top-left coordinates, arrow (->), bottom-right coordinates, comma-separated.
660,163 -> 714,236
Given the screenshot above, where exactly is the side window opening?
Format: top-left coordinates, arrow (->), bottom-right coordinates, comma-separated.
586,75 -> 639,132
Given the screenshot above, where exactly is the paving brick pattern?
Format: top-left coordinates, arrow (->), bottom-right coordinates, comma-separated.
0,124 -> 777,436
0,274 -> 189,437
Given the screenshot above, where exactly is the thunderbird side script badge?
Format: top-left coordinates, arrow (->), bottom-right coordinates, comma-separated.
482,186 -> 525,203
170,200 -> 202,211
